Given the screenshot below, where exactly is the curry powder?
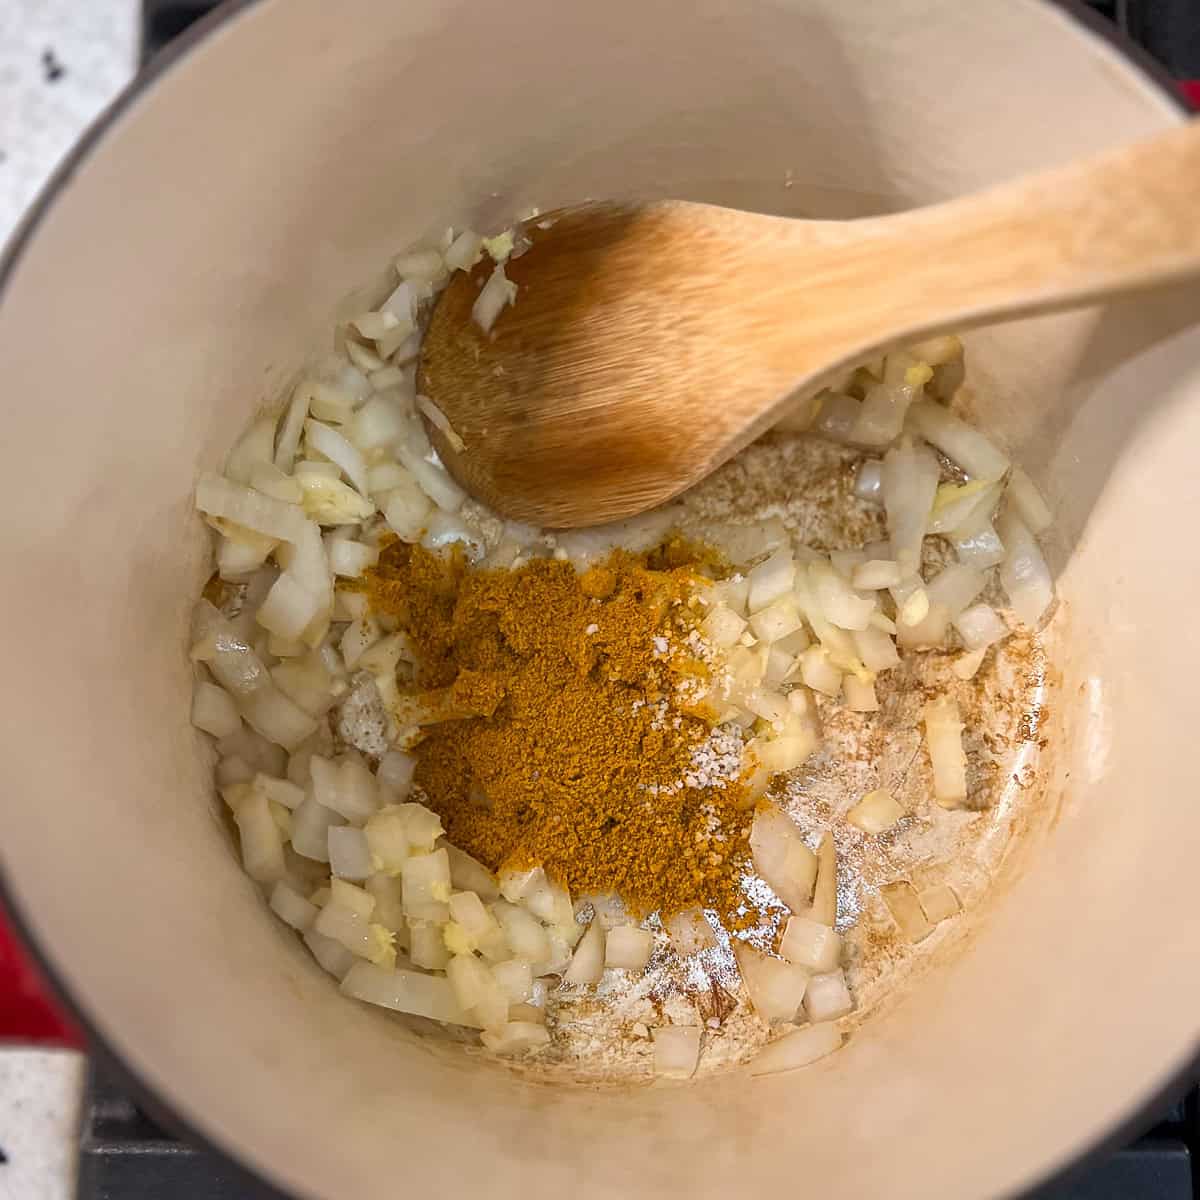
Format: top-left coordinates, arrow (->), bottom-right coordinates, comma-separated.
352,540 -> 754,923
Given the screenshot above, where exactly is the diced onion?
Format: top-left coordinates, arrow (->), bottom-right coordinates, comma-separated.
918,884 -> 961,924
563,921 -> 606,985
852,627 -> 900,672
779,916 -> 841,972
733,941 -> 809,1022
799,646 -> 842,698
191,679 -> 241,738
472,264 -> 518,333
377,750 -> 417,800
803,969 -> 854,1022
304,419 -> 370,496
303,930 -> 357,979
748,1023 -> 844,1076
491,959 -> 534,1003
847,789 -> 903,833
327,538 -> 378,578
880,881 -> 934,943
382,473 -> 434,541
444,229 -> 484,271
291,798 -> 342,862
881,438 -> 939,576
492,901 -> 551,963
747,547 -> 795,613
928,479 -> 1002,536
997,508 -> 1053,628
808,832 -> 838,926
851,559 -> 901,590
417,395 -> 465,453
854,459 -> 883,502
196,473 -> 306,543
269,881 -> 318,931
480,1022 -> 551,1055
409,919 -> 451,970
225,416 -> 277,485
341,962 -> 480,1027
923,696 -> 967,807
605,925 -> 654,970
396,447 -> 467,514
1006,465 -> 1053,533
329,826 -> 373,881
400,848 -> 452,922
651,1026 -> 701,1079
908,402 -> 1011,481
749,804 -> 818,913
234,791 -> 285,883
809,561 -> 874,631
954,603 -> 1008,651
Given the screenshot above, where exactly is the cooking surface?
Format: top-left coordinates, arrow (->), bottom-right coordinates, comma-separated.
0,0 -> 1196,1196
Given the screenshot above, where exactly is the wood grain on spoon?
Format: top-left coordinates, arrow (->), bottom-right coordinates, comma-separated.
418,120 -> 1200,528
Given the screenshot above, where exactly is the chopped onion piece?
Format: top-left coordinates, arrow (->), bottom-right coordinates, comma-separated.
349,392 -> 409,453
881,881 -> 934,943
919,884 -> 961,924
748,1023 -> 844,1076
329,826 -> 373,881
847,789 -> 903,833
257,572 -> 322,641
417,395 -> 465,452
842,675 -> 879,712
852,627 -> 900,673
924,695 -> 968,807
908,401 -> 1010,480
249,462 -> 303,505
327,538 -> 377,578
269,881 -> 318,931
491,959 -> 533,1004
928,479 -> 1002,535
563,921 -> 606,985
812,391 -> 861,441
444,229 -> 484,271
605,925 -> 654,971
408,919 -> 451,970
295,473 -> 375,525
702,604 -> 747,649
275,382 -> 311,472
400,848 -> 451,922
396,448 -> 467,514
304,930 -> 356,979
803,969 -> 854,1022
925,563 -> 987,620
851,559 -> 901,590
304,419 -> 370,495
954,603 -> 1008,651
997,508 -> 1053,628
191,680 -> 241,738
382,474 -> 434,541
341,962 -> 479,1027
240,686 -> 319,751
254,773 -> 305,810
1006,465 -> 1053,533
854,459 -> 883,502
480,1021 -> 551,1055
733,941 -> 809,1021
472,264 -> 518,333
850,377 -> 921,446
749,804 -> 817,912
234,791 -> 285,883
196,473 -> 306,543
953,514 -> 1006,569
809,561 -> 874,631
492,901 -> 550,963
747,547 -> 795,613
396,248 -> 447,280
291,798 -> 341,862
780,916 -> 841,972
799,646 -> 842,698
651,1026 -> 701,1079
881,438 -> 939,576
808,832 -> 838,926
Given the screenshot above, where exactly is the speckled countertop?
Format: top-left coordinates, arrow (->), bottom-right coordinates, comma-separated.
0,0 -> 136,243
1,7 -> 137,1198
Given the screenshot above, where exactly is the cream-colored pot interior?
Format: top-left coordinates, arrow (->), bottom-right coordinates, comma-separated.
1,1 -> 1199,1197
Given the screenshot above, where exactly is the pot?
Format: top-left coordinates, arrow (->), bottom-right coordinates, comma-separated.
1,2 -> 1198,1197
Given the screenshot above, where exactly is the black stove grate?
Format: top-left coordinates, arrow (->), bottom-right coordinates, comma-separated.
84,2 -> 1200,1198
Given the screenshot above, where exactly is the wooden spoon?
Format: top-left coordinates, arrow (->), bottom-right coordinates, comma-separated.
418,121 -> 1200,529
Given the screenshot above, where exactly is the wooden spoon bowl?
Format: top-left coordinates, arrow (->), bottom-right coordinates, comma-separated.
418,121 -> 1200,529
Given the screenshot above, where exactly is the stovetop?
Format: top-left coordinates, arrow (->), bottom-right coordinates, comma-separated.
68,1 -> 1200,1197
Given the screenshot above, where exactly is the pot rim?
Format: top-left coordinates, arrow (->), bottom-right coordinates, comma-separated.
0,2 -> 1190,1198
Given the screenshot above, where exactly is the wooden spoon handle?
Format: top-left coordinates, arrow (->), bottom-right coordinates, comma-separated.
842,120 -> 1200,342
